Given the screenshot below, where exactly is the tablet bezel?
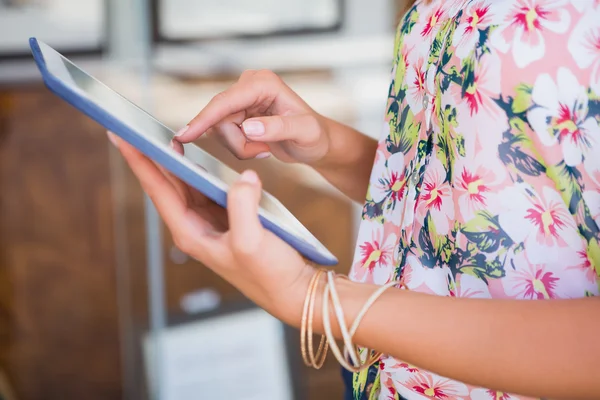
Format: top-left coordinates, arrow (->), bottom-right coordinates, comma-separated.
29,37 -> 338,266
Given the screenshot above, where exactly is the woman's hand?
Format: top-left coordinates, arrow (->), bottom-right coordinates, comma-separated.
175,69 -> 330,165
174,68 -> 378,202
109,133 -> 314,324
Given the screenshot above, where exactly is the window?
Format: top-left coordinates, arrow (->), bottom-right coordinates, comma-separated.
153,0 -> 343,42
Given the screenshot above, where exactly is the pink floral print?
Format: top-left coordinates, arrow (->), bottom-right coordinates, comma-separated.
349,0 -> 600,398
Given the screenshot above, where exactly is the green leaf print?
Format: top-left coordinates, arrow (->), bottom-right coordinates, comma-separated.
440,19 -> 458,69
387,106 -> 420,154
368,373 -> 381,400
417,139 -> 429,160
362,195 -> 385,221
462,231 -> 502,254
353,367 -> 369,400
461,211 -> 515,254
456,134 -> 466,157
441,65 -> 463,91
437,234 -> 454,264
498,130 -> 547,177
587,88 -> 600,118
441,46 -> 453,68
353,361 -> 381,400
461,254 -> 506,282
429,35 -> 444,65
477,26 -> 493,56
581,208 -> 600,243
394,242 -> 410,281
388,85 -> 406,116
461,56 -> 477,99
512,84 -> 533,114
418,212 -> 438,268
437,105 -> 459,181
400,6 -> 418,36
394,62 -> 407,96
546,161 -> 583,215
509,117 -> 528,134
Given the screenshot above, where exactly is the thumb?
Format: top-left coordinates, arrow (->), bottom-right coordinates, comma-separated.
227,170 -> 265,257
241,114 -> 322,145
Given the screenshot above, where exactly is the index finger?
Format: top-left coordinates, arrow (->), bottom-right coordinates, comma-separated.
176,71 -> 281,143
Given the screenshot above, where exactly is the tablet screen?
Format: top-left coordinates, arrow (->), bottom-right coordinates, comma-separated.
36,41 -> 326,252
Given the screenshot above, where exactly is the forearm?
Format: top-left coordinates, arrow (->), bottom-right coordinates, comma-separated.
283,276 -> 600,400
310,117 -> 378,203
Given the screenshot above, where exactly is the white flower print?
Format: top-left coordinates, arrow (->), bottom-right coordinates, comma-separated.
370,151 -> 408,222
405,56 -> 428,115
452,52 -> 508,151
454,152 -> 506,222
403,255 -> 452,295
424,63 -> 438,131
498,185 -> 581,264
450,273 -> 492,298
471,388 -> 520,400
491,0 -> 571,68
565,247 -> 600,289
528,67 -> 600,167
570,0 -> 600,13
502,252 -> 593,299
503,260 -> 562,299
351,221 -> 398,284
397,371 -> 469,399
404,1 -> 449,60
378,375 -> 401,400
452,0 -> 495,59
379,358 -> 418,393
416,158 -> 455,235
568,7 -> 600,96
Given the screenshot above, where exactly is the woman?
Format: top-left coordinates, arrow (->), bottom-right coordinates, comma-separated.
109,0 -> 600,398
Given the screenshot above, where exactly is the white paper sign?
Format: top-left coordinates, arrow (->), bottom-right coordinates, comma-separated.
144,308 -> 295,400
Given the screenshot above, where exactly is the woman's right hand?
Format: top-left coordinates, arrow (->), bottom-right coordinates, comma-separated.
175,69 -> 331,165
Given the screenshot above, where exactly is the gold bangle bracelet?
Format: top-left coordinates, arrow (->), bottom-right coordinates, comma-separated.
325,271 -> 361,366
322,272 -> 402,372
300,268 -> 328,368
300,268 -> 320,366
307,269 -> 328,368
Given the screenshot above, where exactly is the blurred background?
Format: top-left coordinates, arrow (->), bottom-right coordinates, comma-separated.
0,0 -> 407,399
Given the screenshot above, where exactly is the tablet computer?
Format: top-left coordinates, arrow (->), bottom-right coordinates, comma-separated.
29,38 -> 338,266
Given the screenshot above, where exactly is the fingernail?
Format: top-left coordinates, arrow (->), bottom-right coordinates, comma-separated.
107,132 -> 119,147
242,121 -> 265,136
239,170 -> 259,185
255,152 -> 271,159
175,125 -> 189,137
170,140 -> 185,155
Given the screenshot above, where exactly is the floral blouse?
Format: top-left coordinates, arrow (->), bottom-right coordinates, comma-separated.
348,0 -> 600,399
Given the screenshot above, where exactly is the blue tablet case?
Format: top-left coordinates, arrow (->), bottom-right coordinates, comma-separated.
29,38 -> 338,266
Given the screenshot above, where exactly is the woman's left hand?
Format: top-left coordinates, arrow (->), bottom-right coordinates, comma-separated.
109,133 -> 314,325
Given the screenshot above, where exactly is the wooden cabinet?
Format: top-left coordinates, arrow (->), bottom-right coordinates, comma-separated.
0,85 -> 354,400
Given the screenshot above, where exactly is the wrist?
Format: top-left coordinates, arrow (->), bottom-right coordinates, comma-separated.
306,115 -> 336,170
305,116 -> 377,202
272,265 -> 319,328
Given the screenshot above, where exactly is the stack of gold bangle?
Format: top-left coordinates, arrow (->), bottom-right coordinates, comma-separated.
301,267 -> 403,372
